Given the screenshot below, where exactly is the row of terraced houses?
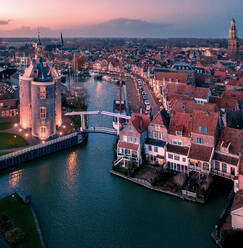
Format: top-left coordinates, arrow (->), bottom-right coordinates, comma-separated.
114,80 -> 243,194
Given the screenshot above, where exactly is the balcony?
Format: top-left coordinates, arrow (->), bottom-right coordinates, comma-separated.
211,169 -> 235,180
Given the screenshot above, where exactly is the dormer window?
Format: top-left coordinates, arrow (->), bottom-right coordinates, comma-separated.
203,127 -> 208,134
176,131 -> 182,136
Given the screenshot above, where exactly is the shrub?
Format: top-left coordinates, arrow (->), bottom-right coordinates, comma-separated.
0,214 -> 14,234
5,227 -> 25,245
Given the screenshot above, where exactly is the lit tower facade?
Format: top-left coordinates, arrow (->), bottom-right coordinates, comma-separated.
228,18 -> 239,58
19,35 -> 62,140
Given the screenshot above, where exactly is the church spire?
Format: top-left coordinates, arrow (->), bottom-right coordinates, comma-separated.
228,18 -> 239,59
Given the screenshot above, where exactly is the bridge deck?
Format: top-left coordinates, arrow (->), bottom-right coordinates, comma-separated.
84,127 -> 118,135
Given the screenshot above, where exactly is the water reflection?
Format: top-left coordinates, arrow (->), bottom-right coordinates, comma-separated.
9,169 -> 23,187
66,152 -> 78,183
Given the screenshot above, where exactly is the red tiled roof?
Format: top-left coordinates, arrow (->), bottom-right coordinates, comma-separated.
117,141 -> 139,151
216,127 -> 243,155
188,144 -> 213,162
191,110 -> 219,136
169,112 -> 192,137
151,110 -> 168,127
154,71 -> 188,84
130,113 -> 150,134
172,99 -> 218,114
167,144 -> 189,156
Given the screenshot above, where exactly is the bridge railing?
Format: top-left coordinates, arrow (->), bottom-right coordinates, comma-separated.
84,127 -> 118,135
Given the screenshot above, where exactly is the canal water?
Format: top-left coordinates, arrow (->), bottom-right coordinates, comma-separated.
0,78 -> 231,248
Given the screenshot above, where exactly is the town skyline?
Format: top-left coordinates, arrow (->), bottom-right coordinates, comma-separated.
0,0 -> 242,38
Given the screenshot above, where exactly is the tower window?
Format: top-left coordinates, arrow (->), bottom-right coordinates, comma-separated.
40,87 -> 46,99
40,107 -> 47,119
40,126 -> 46,138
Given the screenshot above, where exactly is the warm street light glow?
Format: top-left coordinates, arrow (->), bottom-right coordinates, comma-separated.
25,133 -> 29,137
42,141 -> 45,144
14,123 -> 18,127
59,132 -> 63,135
19,128 -> 22,132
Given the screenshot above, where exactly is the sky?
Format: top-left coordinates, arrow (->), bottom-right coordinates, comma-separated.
0,0 -> 242,38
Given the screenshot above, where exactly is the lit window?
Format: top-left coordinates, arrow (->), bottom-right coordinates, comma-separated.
40,126 -> 46,138
40,87 -> 46,99
40,107 -> 47,119
123,135 -> 127,142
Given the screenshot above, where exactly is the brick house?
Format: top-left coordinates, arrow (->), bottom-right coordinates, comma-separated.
188,110 -> 219,173
212,127 -> 243,189
144,110 -> 169,165
165,112 -> 192,172
115,113 -> 149,168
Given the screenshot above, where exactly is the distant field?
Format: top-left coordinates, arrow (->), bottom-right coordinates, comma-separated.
0,133 -> 28,150
0,122 -> 14,130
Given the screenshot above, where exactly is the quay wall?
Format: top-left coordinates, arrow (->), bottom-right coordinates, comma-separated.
0,132 -> 86,170
110,169 -> 205,204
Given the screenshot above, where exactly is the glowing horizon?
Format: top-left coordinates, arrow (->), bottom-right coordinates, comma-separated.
0,0 -> 242,37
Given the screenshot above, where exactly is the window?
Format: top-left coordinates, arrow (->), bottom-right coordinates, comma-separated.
172,140 -> 182,146
158,133 -> 162,140
40,126 -> 46,138
148,145 -> 152,152
153,131 -> 158,139
222,163 -> 227,173
128,136 -> 133,143
155,125 -> 160,131
182,157 -> 186,162
123,135 -> 127,142
175,155 -> 180,161
198,126 -> 202,132
203,127 -> 208,134
128,126 -> 132,132
197,138 -> 204,144
176,131 -> 182,136
134,137 -> 138,144
215,161 -> 220,171
40,107 -> 47,119
154,146 -> 158,153
231,167 -> 235,176
40,87 -> 46,99
168,153 -> 173,159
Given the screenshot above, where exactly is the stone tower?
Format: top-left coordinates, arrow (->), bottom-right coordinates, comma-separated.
19,35 -> 62,140
228,18 -> 239,58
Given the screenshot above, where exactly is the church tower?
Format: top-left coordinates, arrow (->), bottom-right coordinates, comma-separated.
228,18 -> 239,58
